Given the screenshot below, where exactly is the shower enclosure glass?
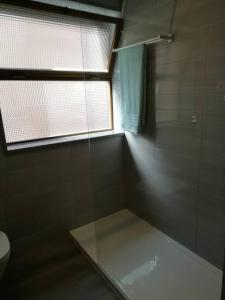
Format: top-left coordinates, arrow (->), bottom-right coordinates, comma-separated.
71,0 -> 224,299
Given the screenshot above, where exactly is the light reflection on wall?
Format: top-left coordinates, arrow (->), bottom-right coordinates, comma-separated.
125,132 -> 189,203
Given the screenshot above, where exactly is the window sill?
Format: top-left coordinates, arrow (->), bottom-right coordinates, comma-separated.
6,130 -> 125,151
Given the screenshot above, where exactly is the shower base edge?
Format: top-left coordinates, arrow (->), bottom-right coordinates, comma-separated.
70,209 -> 223,300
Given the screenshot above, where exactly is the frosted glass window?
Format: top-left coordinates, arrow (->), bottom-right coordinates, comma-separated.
0,81 -> 112,143
0,4 -> 116,71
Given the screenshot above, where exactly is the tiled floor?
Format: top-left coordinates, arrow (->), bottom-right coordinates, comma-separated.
71,209 -> 223,300
0,230 -> 120,300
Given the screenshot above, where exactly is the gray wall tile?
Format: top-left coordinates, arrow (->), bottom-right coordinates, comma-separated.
0,136 -> 125,243
123,0 -> 225,270
197,192 -> 225,268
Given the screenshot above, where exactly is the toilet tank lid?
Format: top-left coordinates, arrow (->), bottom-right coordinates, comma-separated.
0,231 -> 10,259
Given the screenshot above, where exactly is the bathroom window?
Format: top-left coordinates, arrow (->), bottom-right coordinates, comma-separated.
0,3 -> 121,149
0,81 -> 111,143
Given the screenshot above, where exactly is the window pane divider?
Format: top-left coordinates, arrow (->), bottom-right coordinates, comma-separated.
0,70 -> 110,81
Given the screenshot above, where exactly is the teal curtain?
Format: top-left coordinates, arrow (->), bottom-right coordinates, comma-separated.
118,44 -> 146,134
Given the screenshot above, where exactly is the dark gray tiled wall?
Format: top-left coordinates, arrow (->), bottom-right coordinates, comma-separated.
0,227 -> 120,300
0,136 -> 125,243
123,0 -> 225,269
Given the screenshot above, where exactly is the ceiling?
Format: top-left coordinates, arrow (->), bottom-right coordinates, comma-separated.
74,0 -> 123,11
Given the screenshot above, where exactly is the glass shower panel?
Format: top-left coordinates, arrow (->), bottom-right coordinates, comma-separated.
72,12 -> 114,252
79,8 -> 125,266
73,0 -> 224,299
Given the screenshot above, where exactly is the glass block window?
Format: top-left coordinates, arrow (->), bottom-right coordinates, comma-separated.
0,3 -> 118,149
0,81 -> 111,143
0,4 -> 116,71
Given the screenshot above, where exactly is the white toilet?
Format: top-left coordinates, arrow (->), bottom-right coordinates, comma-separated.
0,231 -> 10,279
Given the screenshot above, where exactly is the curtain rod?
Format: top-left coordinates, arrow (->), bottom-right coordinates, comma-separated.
112,34 -> 173,52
